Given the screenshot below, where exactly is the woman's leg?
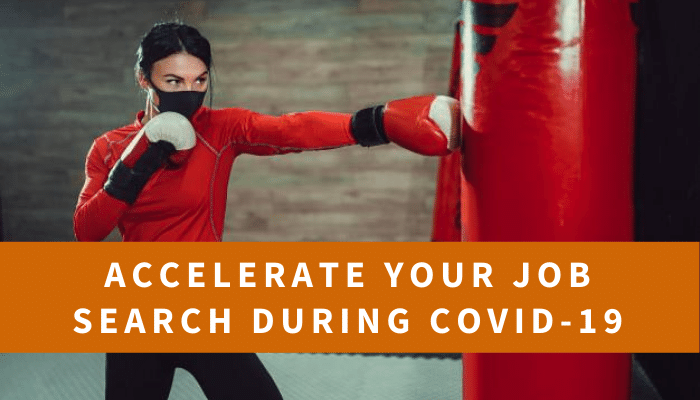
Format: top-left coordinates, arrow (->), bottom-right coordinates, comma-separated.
178,353 -> 283,400
105,353 -> 176,400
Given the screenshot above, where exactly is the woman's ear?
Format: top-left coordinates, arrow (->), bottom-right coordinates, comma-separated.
137,70 -> 149,90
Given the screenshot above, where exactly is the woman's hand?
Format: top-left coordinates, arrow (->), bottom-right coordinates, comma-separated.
103,112 -> 196,204
351,95 -> 461,156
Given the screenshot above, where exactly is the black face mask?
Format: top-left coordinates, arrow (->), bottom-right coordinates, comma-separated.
150,82 -> 206,119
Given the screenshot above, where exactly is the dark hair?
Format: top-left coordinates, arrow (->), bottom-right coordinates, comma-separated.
136,22 -> 212,80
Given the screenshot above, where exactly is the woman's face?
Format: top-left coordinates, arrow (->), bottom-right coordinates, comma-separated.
142,52 -> 209,98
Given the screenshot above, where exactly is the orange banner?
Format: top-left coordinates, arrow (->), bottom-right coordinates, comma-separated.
0,242 -> 697,353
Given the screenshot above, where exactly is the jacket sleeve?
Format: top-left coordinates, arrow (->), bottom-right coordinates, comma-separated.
73,139 -> 130,241
233,110 -> 357,155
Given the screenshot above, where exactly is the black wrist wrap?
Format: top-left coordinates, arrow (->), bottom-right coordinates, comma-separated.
103,141 -> 175,205
350,105 -> 389,147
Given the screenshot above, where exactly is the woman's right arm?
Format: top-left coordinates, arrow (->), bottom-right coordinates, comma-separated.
73,140 -> 130,241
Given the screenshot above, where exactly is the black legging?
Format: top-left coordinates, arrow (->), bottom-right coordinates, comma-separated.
105,353 -> 283,400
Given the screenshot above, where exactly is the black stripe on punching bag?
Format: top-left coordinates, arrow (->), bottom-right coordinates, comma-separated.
469,2 -> 518,55
474,33 -> 497,55
471,2 -> 518,28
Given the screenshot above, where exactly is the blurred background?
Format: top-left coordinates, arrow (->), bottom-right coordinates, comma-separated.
0,0 -> 459,241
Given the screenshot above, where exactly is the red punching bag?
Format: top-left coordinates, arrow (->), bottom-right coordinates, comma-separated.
458,0 -> 637,398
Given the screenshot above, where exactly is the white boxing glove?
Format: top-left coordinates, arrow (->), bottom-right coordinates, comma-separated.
104,112 -> 196,204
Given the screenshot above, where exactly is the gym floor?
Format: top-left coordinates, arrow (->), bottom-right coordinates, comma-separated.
0,353 -> 663,400
0,353 -> 461,400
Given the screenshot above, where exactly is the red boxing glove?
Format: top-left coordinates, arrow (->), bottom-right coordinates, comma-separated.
350,95 -> 460,156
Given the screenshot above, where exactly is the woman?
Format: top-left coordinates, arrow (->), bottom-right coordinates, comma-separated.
74,22 -> 457,400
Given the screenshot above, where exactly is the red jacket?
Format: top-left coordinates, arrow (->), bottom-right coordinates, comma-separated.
74,107 -> 355,242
